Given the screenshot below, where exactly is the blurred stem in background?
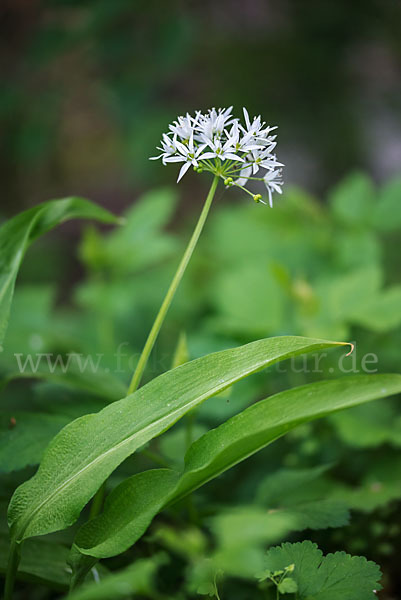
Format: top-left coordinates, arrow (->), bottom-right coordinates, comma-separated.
127,174 -> 219,394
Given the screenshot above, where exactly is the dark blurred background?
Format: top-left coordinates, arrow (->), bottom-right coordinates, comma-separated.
1,0 -> 401,218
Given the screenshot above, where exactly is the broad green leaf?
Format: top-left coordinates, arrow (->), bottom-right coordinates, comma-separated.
329,172 -> 375,226
0,533 -> 108,590
210,507 -> 299,551
159,424 -> 207,466
205,188 -> 325,275
349,285 -> 401,332
9,336 -> 341,543
263,541 -> 382,599
255,465 -> 332,505
1,355 -> 127,402
273,499 -> 349,530
79,187 -> 178,275
171,331 -> 189,369
0,411 -> 70,474
373,176 -> 401,231
0,534 -> 72,590
188,559 -> 224,597
73,374 -> 401,560
306,266 -> 401,336
301,265 -> 388,338
0,390 -> 114,473
278,578 -> 298,594
208,501 -> 347,554
68,555 -> 165,600
211,261 -> 286,336
330,401 -> 401,448
255,467 -> 349,530
30,383 -> 109,419
333,230 -> 380,270
334,478 -> 401,514
0,198 -> 120,346
330,455 -> 401,512
318,266 -> 382,322
0,285 -> 56,361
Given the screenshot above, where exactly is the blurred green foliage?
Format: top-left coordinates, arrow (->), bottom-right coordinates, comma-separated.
1,0 -> 401,216
0,172 -> 400,597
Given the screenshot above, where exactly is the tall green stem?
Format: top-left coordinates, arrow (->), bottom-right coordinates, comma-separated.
127,175 -> 219,394
4,541 -> 21,600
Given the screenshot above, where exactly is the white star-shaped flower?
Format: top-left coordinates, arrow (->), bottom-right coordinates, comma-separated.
150,106 -> 284,205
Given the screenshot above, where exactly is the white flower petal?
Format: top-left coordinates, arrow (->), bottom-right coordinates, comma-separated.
243,107 -> 251,129
175,140 -> 188,155
164,156 -> 185,163
198,152 -> 217,160
235,165 -> 252,186
177,161 -> 192,182
224,153 -> 244,162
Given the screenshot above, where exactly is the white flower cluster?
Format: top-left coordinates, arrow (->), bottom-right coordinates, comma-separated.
150,106 -> 283,206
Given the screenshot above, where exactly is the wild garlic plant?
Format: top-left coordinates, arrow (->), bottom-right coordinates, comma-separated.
2,110 -> 401,600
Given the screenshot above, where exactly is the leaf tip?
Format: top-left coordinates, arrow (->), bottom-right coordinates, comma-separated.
345,342 -> 355,356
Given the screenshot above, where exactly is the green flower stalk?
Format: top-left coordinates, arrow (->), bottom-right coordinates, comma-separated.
127,174 -> 219,393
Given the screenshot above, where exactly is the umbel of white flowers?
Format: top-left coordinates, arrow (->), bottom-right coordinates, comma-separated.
150,106 -> 284,207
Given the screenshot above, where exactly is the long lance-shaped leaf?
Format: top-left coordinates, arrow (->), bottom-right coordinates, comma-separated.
8,337 -> 344,543
0,197 -> 121,347
72,374 -> 401,561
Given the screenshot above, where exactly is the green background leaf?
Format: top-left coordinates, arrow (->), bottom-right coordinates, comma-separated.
264,541 -> 382,599
0,198 -> 120,347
